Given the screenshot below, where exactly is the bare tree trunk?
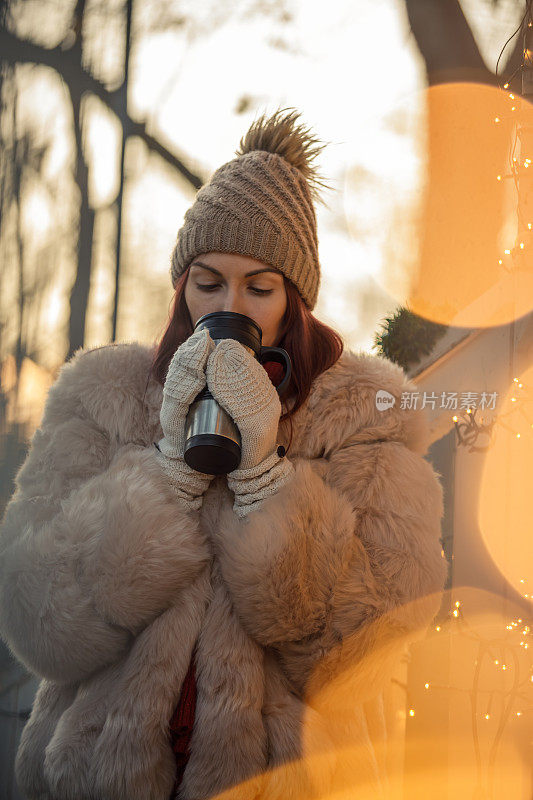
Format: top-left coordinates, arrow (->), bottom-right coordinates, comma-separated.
405,0 -> 525,86
405,0 -> 494,84
112,0 -> 133,343
13,81 -> 24,386
65,0 -> 95,358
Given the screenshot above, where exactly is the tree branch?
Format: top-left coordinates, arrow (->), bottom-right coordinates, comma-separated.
0,28 -> 205,190
405,0 -> 495,85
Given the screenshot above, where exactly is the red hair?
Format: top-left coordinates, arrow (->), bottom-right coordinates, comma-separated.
144,266 -> 344,453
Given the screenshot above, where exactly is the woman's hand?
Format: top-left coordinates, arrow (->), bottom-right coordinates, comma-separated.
155,327 -> 216,510
206,338 -> 294,518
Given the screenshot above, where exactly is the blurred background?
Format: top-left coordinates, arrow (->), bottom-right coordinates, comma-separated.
1,0 -> 532,798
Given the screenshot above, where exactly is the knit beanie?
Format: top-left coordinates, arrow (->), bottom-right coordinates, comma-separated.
170,108 -> 330,310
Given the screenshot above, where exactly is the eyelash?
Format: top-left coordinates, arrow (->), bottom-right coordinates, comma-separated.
195,283 -> 273,296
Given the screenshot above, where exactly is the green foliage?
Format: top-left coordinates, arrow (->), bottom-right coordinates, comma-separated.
373,306 -> 448,371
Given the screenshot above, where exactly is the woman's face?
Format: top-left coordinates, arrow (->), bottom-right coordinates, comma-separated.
184,252 -> 288,347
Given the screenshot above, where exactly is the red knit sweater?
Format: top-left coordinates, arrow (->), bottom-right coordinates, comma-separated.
168,648 -> 197,796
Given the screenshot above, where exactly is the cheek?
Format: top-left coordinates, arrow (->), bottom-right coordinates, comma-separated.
185,289 -> 205,328
261,293 -> 287,343
185,285 -> 213,320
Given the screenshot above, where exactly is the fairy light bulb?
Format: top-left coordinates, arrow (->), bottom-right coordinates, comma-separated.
409,709 -> 415,717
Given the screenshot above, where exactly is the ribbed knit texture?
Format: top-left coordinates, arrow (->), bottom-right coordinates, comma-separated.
170,109 -> 325,310
206,338 -> 294,518
156,328 -> 216,510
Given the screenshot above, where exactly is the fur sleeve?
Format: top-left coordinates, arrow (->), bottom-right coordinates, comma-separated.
210,442 -> 447,693
0,354 -> 210,685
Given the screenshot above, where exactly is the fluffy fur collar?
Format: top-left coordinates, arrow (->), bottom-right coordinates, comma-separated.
73,340 -> 432,459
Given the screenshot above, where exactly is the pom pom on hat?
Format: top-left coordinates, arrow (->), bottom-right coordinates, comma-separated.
170,107 -> 329,310
235,107 -> 331,206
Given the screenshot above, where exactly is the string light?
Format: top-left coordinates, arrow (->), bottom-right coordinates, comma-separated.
412,20 -> 533,782
408,600 -> 532,780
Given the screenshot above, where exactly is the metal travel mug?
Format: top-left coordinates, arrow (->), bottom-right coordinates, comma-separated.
183,311 -> 292,475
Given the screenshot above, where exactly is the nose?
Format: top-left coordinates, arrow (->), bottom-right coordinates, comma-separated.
220,289 -> 245,316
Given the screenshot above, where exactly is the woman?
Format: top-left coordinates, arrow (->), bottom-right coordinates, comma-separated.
0,108 -> 447,800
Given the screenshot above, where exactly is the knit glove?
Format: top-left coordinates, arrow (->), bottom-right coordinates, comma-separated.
155,327 -> 216,511
206,338 -> 295,519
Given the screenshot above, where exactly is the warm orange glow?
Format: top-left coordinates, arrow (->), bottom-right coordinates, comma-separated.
206,590 -> 531,800
401,83 -> 533,328
479,364 -> 533,596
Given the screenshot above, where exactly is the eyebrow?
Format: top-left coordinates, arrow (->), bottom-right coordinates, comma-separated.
190,260 -> 281,278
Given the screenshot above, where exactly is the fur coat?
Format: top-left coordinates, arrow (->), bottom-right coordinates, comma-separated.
0,340 -> 448,800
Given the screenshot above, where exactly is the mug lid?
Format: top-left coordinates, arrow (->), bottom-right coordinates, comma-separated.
194,311 -> 262,351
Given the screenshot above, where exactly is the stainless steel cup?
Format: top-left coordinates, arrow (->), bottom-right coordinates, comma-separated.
183,312 -> 291,475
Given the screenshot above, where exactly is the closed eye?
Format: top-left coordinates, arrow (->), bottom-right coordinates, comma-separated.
196,283 -> 220,292
195,283 -> 273,295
